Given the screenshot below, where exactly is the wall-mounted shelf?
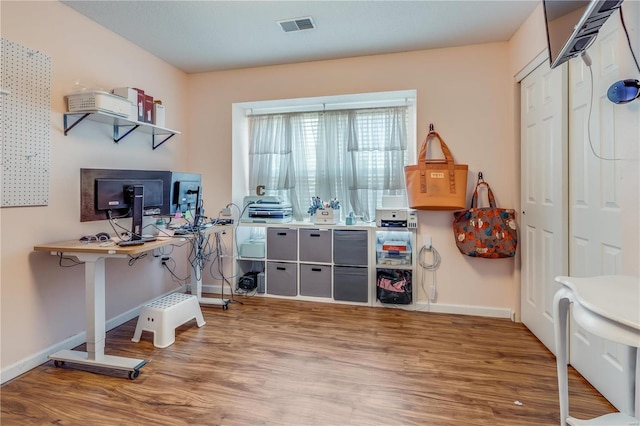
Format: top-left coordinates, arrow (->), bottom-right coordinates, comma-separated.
63,110 -> 181,150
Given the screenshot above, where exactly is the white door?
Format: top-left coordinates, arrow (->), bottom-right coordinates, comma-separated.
567,13 -> 634,414
520,59 -> 568,354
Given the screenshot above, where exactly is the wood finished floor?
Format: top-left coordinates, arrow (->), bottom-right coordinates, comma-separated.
1,296 -> 615,425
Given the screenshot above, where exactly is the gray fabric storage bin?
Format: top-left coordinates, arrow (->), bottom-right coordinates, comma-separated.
300,263 -> 332,297
334,266 -> 368,302
266,261 -> 297,296
333,230 -> 368,266
267,228 -> 297,261
299,228 -> 332,263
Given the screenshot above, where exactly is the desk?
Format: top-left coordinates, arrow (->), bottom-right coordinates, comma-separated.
553,275 -> 640,426
34,225 -> 231,378
34,237 -> 181,378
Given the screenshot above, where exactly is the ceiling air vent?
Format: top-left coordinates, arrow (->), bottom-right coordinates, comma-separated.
278,16 -> 315,32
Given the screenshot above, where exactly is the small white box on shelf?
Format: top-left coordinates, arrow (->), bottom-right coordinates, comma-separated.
127,103 -> 138,122
239,240 -> 265,258
66,91 -> 131,117
111,87 -> 138,105
314,208 -> 336,224
153,103 -> 165,127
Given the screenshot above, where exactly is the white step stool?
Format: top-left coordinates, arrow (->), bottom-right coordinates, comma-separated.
132,293 -> 205,348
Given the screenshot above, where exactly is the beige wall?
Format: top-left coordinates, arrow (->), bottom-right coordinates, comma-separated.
0,1 -> 190,378
188,43 -> 520,315
509,3 -> 548,76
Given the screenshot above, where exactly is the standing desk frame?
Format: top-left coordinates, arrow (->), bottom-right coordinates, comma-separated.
33,225 -> 231,379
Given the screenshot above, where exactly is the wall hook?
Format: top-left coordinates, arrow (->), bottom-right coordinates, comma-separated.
477,171 -> 484,182
429,123 -> 434,132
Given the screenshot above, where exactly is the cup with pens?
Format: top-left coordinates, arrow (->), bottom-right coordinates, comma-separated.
308,197 -> 340,224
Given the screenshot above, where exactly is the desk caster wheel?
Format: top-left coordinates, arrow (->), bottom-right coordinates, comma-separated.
223,303 -> 229,310
128,370 -> 140,380
53,360 -> 65,367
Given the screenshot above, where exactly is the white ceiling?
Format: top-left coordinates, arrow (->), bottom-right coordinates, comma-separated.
61,0 -> 539,74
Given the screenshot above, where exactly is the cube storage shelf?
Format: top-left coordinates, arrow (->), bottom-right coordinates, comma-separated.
234,222 -> 416,308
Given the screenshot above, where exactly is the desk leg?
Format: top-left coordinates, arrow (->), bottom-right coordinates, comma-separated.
191,259 -> 229,308
86,257 -> 105,359
554,288 -> 572,426
49,255 -> 146,379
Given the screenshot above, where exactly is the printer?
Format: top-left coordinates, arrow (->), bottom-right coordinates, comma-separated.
375,208 -> 417,228
241,196 -> 293,223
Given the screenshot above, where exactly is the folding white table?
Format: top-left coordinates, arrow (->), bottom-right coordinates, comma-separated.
553,275 -> 640,426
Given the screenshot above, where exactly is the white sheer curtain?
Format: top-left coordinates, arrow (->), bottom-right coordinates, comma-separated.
249,106 -> 408,221
248,113 -> 312,219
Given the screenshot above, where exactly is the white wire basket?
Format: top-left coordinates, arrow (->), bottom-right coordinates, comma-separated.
66,91 -> 131,117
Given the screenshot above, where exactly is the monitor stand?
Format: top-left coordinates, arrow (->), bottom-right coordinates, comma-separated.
129,185 -> 144,241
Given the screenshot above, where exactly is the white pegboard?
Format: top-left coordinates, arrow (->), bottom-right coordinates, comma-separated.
1,38 -> 52,207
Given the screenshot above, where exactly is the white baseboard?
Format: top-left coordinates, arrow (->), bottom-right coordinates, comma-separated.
203,283 -> 513,320
0,289 -> 183,385
415,302 -> 514,320
199,283 -> 227,295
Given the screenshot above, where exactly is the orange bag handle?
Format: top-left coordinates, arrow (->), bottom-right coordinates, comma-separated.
416,130 -> 457,193
417,131 -> 456,165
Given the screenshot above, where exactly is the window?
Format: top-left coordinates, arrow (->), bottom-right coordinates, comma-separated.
233,90 -> 416,222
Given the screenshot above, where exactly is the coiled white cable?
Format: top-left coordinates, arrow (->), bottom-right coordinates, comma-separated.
419,244 -> 441,302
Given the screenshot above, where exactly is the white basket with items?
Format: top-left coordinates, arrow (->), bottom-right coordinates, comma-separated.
66,91 -> 132,118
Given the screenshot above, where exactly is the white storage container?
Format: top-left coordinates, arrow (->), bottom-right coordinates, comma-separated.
240,240 -> 265,258
111,87 -> 138,105
67,91 -> 131,117
153,103 -> 166,127
314,208 -> 336,224
376,244 -> 412,266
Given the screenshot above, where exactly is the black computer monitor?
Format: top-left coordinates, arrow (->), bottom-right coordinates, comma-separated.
80,169 -> 172,225
169,172 -> 202,220
94,178 -> 164,239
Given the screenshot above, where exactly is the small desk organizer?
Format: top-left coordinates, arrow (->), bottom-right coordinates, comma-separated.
314,208 -> 336,224
132,293 -> 205,348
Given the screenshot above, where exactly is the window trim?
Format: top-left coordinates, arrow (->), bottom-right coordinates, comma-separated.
232,90 -> 417,209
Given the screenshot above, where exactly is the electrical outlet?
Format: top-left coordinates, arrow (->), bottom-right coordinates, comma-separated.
221,208 -> 232,217
423,235 -> 432,249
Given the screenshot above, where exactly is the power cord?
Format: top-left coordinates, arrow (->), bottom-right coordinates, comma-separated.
580,6 -> 640,162
58,252 -> 83,267
620,7 -> 640,74
212,232 -> 242,305
419,243 -> 441,303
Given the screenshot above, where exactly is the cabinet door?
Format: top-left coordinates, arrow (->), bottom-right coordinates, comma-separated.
299,229 -> 332,263
520,58 -> 567,353
300,264 -> 332,297
267,228 -> 297,261
334,266 -> 368,302
568,18 -> 632,413
266,261 -> 297,296
333,230 -> 368,266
